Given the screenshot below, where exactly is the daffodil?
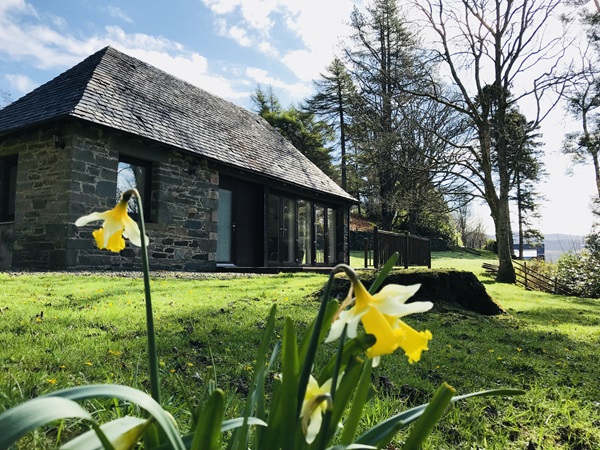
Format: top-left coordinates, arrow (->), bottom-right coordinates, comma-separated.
75,191 -> 147,252
326,277 -> 433,363
300,375 -> 333,444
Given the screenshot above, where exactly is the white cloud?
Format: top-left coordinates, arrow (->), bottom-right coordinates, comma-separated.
5,73 -> 37,93
246,66 -> 311,99
202,0 -> 279,30
0,2 -> 247,102
215,19 -> 252,48
105,6 -> 133,23
201,0 -> 357,85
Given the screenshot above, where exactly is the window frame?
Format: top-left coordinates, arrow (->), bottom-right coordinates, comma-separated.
0,156 -> 17,223
117,155 -> 153,222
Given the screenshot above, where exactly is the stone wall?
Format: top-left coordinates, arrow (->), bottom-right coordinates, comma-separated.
68,123 -> 219,271
0,126 -> 71,269
1,121 -> 218,271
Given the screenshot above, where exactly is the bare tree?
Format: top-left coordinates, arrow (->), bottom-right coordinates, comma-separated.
454,203 -> 488,249
414,0 -> 568,282
562,13 -> 600,199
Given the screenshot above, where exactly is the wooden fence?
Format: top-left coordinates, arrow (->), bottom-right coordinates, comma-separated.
513,260 -> 574,295
483,260 -> 574,296
364,227 -> 431,269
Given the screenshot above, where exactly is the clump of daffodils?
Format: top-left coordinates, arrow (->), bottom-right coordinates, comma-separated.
75,189 -> 148,252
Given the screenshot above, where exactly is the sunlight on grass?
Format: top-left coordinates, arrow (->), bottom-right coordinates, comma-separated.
1,250 -> 600,449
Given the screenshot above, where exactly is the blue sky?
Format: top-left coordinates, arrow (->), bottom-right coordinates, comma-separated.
0,0 -> 597,236
0,0 -> 358,107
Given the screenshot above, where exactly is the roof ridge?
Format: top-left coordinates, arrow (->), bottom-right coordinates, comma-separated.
0,46 -> 355,202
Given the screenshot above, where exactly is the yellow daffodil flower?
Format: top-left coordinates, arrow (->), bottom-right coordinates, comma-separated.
326,278 -> 433,363
75,191 -> 147,252
300,375 -> 333,444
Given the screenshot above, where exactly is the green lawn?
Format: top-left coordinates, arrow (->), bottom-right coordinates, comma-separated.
1,251 -> 599,449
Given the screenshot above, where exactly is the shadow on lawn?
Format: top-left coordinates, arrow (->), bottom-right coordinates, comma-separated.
510,302 -> 600,327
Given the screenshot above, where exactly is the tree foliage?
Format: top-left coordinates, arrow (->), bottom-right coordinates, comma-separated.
251,87 -> 336,179
338,0 -> 464,242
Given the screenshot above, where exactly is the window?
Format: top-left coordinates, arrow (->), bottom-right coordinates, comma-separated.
117,156 -> 152,221
0,156 -> 17,222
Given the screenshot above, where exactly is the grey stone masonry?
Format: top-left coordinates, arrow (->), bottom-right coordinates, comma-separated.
0,125 -> 71,269
2,121 -> 218,270
69,123 -> 218,271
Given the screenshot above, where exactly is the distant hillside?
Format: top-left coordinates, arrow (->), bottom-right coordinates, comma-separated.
486,233 -> 587,262
544,234 -> 585,262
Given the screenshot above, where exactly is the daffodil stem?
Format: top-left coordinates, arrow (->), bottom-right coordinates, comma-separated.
133,190 -> 161,404
318,324 -> 347,448
296,266 -> 345,419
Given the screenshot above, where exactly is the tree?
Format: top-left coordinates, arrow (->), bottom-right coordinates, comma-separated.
251,87 -> 336,178
502,110 -> 546,259
305,58 -> 357,191
454,203 -> 488,249
344,0 -> 441,230
562,16 -> 600,199
415,0 -> 567,282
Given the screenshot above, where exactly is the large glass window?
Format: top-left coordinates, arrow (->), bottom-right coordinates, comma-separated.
297,199 -> 312,265
268,193 -> 340,266
282,197 -> 295,263
216,188 -> 233,263
315,205 -> 325,264
0,156 -> 17,222
327,208 -> 337,264
117,156 -> 152,221
267,194 -> 280,262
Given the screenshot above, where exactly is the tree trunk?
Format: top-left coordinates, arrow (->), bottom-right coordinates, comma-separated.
495,197 -> 516,283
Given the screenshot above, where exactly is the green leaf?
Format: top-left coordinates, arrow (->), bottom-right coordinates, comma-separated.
221,417 -> 268,432
251,340 -> 280,450
297,272 -> 340,419
229,304 -> 277,450
325,356 -> 366,444
298,299 -> 338,363
263,317 -> 303,449
318,334 -> 375,384
368,253 -> 399,294
0,396 -> 96,449
60,416 -> 152,450
339,358 -> 374,444
156,418 -> 268,450
401,382 -> 455,450
47,384 -> 185,450
190,389 -> 225,450
327,445 -> 377,450
356,386 -> 525,446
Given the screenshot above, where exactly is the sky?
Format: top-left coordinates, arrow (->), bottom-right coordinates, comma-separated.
0,0 -> 597,237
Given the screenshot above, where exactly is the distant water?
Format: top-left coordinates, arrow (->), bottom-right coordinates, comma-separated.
543,234 -> 585,262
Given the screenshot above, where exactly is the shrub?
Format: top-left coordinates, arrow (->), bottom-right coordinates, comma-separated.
555,231 -> 600,298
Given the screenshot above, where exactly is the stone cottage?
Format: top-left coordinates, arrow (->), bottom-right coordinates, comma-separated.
0,47 -> 355,271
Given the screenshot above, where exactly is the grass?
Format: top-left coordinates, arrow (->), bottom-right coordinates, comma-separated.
1,251 -> 600,449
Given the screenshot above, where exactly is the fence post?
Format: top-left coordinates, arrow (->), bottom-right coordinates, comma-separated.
404,232 -> 409,269
427,238 -> 431,269
364,240 -> 368,269
524,261 -> 528,290
373,226 -> 379,269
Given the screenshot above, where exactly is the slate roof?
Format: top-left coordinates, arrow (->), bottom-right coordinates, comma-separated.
0,46 -> 354,202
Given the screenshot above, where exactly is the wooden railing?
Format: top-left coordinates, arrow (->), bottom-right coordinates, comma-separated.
513,260 -> 574,296
364,227 -> 431,269
482,261 -> 574,296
